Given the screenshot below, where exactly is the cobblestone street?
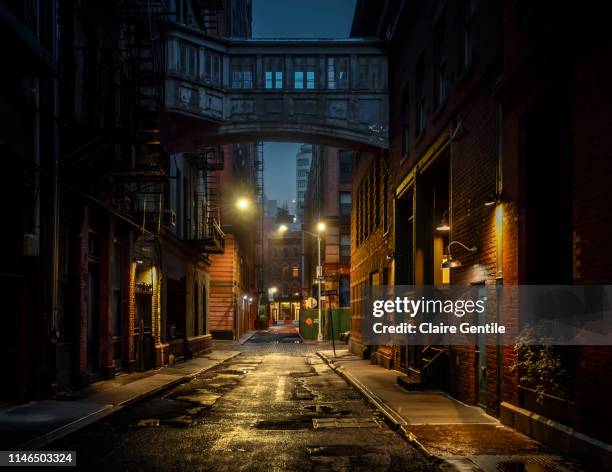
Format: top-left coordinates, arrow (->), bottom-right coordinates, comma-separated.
47,339 -> 436,471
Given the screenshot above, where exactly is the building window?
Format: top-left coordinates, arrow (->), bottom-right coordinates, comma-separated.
416,55 -> 426,134
203,49 -> 221,86
231,57 -> 254,89
327,57 -> 349,89
298,170 -> 308,178
340,234 -> 350,261
339,150 -> 352,182
434,13 -> 447,109
179,42 -> 197,78
292,265 -> 300,278
459,0 -> 476,73
298,158 -> 309,167
339,275 -> 350,308
401,84 -> 410,155
340,191 -> 351,224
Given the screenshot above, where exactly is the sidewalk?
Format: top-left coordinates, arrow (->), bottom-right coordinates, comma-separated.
0,350 -> 240,450
318,349 -> 584,472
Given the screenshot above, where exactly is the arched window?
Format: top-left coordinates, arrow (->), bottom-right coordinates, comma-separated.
293,246 -> 299,257
283,247 -> 288,257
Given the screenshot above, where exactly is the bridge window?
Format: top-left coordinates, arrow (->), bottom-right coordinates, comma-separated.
327,57 -> 349,89
264,57 -> 284,89
265,71 -> 283,89
203,50 -> 221,86
293,57 -> 317,89
231,57 -> 254,89
358,56 -> 383,90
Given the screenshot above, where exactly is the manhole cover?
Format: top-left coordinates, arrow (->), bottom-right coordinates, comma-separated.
312,418 -> 379,429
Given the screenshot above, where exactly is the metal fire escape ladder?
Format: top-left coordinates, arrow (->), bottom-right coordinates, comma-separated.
185,147 -> 225,253
111,0 -> 172,236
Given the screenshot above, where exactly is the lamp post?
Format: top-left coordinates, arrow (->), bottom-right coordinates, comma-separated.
279,221 -> 326,341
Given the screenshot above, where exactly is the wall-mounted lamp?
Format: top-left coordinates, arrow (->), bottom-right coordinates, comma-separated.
441,241 -> 477,269
436,209 -> 450,232
135,257 -> 144,265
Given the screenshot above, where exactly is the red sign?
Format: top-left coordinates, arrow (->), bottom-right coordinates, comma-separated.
305,317 -> 313,326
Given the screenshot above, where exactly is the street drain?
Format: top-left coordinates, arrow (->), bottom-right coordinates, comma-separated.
253,418 -> 313,430
306,445 -> 368,457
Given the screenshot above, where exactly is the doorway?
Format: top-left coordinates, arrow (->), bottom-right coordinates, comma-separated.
135,284 -> 153,371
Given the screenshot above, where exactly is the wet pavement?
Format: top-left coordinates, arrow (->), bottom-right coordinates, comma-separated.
46,342 -> 436,471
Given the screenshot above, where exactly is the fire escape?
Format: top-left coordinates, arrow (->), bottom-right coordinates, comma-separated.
185,147 -> 226,254
111,0 -> 171,238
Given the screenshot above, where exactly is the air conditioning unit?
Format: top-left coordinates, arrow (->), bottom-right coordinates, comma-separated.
164,210 -> 176,227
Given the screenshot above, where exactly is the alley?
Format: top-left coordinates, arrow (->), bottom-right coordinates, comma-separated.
46,343 -> 436,472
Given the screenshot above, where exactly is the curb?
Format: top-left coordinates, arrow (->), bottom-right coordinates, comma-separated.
316,351 -> 440,466
239,331 -> 257,345
20,351 -> 241,450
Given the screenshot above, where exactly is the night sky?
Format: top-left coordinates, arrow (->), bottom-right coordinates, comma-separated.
253,0 -> 356,208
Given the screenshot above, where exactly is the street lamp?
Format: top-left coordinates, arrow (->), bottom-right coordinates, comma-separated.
278,224 -> 288,233
236,198 -> 250,210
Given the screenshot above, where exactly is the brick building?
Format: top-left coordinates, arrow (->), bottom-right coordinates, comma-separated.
351,0 -> 612,466
1,0 -> 252,401
303,146 -> 352,308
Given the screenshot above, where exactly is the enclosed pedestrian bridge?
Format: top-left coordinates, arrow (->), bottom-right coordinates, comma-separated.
161,26 -> 389,152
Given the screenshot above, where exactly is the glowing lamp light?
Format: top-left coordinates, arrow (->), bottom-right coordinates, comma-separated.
317,222 -> 326,232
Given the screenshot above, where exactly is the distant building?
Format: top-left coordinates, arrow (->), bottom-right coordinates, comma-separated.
295,144 -> 314,222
